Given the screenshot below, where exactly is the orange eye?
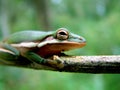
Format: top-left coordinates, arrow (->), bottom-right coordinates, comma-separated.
56,29 -> 69,40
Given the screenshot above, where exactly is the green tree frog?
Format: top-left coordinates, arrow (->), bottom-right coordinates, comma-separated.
0,28 -> 86,67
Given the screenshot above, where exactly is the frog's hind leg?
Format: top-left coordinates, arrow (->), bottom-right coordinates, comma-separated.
0,43 -> 19,64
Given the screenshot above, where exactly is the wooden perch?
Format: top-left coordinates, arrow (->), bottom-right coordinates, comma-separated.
0,55 -> 120,74
60,55 -> 120,73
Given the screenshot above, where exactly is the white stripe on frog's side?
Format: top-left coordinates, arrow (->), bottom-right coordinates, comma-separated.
0,48 -> 15,55
37,39 -> 59,47
11,42 -> 39,48
10,40 -> 59,48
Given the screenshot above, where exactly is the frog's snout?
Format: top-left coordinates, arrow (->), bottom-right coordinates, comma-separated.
79,37 -> 86,43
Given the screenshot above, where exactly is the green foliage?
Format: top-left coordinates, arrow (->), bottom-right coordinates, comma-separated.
0,0 -> 120,90
0,30 -> 2,40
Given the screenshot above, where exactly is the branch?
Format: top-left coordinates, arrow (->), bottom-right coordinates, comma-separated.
1,55 -> 120,74
60,55 -> 120,73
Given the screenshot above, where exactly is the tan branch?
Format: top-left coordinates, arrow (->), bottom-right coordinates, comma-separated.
59,55 -> 120,73
1,55 -> 120,74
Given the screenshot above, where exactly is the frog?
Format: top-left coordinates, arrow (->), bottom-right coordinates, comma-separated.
0,28 -> 86,68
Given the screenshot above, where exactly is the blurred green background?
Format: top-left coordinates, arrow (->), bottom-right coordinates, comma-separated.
0,0 -> 120,90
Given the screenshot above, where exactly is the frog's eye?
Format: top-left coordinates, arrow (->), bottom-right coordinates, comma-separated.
56,29 -> 69,40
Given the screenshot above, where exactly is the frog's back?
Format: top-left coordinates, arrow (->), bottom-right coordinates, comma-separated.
4,30 -> 52,44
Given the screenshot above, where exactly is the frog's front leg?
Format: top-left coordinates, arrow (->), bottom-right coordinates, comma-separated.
47,55 -> 64,69
0,43 -> 20,64
24,52 -> 47,64
24,52 -> 64,69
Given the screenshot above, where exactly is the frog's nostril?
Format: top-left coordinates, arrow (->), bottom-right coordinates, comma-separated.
80,37 -> 86,43
79,38 -> 83,40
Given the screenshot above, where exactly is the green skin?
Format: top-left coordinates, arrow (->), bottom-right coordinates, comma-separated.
0,28 -> 86,66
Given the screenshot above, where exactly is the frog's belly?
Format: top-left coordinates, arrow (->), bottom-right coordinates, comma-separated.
35,42 -> 85,58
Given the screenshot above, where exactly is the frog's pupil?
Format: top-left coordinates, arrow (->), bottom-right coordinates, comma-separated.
59,31 -> 67,35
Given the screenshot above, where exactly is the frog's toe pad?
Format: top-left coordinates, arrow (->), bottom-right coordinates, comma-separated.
47,55 -> 64,69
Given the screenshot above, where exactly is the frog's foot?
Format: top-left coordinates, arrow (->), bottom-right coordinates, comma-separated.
46,55 -> 64,69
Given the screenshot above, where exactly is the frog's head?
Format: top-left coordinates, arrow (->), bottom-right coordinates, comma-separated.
37,28 -> 86,57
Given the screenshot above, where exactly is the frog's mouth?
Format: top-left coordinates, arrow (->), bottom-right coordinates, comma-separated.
37,35 -> 86,48
36,39 -> 86,58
